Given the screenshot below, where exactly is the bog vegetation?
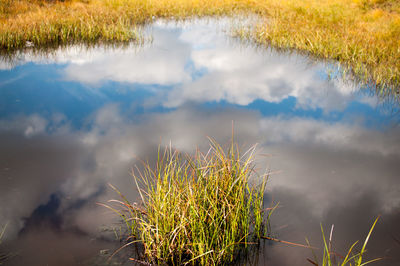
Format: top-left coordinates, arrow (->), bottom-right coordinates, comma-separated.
0,0 -> 399,93
102,139 -> 272,265
307,218 -> 381,266
102,139 -> 380,265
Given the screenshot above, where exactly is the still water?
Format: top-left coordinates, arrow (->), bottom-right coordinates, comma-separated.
0,19 -> 399,265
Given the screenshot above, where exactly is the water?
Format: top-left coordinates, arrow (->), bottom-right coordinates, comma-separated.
0,18 -> 399,265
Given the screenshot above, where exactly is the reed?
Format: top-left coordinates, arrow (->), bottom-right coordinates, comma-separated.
307,216 -> 381,266
103,139 -> 270,265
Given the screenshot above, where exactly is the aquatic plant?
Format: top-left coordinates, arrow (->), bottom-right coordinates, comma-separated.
307,216 -> 381,266
102,139 -> 271,265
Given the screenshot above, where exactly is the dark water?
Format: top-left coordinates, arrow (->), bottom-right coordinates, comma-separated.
0,19 -> 399,265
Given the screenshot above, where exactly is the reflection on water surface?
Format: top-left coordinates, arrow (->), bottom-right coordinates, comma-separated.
0,19 -> 399,265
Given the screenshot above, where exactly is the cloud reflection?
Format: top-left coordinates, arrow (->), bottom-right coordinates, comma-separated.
0,18 -> 399,265
0,103 -> 399,264
61,27 -> 192,86
2,19 -> 361,115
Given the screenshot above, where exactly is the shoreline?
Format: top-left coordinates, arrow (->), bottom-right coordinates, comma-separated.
1,0 -> 399,93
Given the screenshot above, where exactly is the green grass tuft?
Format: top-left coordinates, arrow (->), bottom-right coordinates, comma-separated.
307,216 -> 381,266
103,138 -> 270,265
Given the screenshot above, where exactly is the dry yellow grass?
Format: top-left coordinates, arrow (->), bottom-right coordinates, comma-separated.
250,0 -> 400,93
0,0 -> 399,92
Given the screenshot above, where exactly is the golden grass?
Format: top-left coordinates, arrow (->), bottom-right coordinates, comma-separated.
250,0 -> 400,93
0,0 -> 399,92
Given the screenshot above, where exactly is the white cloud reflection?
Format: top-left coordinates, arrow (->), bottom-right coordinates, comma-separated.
2,19 -> 361,113
0,104 -> 399,264
1,18 -> 399,265
1,106 -> 399,230
61,27 -> 192,86
165,29 -> 356,111
260,116 -> 400,157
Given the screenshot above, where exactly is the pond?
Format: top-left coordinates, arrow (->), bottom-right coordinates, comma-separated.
0,18 -> 399,265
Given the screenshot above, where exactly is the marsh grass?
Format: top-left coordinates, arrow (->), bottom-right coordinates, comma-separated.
1,0 -> 399,92
307,216 -> 381,266
0,0 -> 239,51
250,0 -> 400,93
102,139 -> 271,265
0,1 -> 141,50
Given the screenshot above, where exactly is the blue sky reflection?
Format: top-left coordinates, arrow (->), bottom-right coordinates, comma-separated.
0,18 -> 399,265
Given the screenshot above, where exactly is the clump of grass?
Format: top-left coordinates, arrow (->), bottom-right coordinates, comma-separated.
307,216 -> 381,266
103,139 -> 270,265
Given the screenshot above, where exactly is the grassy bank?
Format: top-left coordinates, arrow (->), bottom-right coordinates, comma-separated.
1,0 -> 399,92
103,140 -> 270,265
0,0 -> 241,50
250,0 -> 400,94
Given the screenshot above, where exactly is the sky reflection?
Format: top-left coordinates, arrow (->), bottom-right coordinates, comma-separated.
0,19 -> 399,265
